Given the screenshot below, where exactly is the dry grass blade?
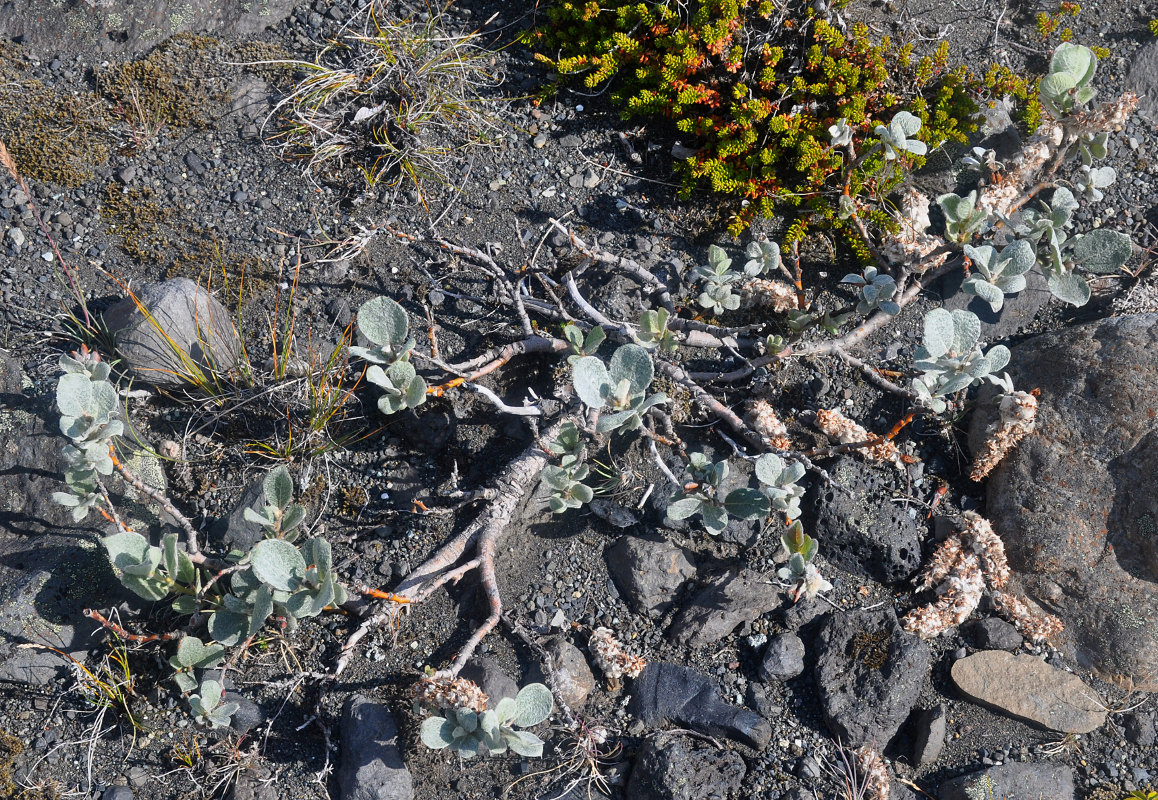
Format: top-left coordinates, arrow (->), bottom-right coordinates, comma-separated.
260,1 -> 503,203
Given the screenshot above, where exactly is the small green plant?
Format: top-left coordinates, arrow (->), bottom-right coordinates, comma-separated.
754,453 -> 806,520
169,636 -> 226,693
961,240 -> 1034,312
242,465 -> 306,541
543,464 -> 594,513
874,111 -> 927,161
52,349 -> 123,521
572,344 -> 666,434
634,309 -> 677,352
1013,185 -> 1132,306
543,422 -> 594,513
564,323 -> 607,363
1038,41 -> 1097,118
777,520 -> 832,602
667,453 -> 771,535
840,266 -> 899,316
911,309 -> 1009,412
1074,163 -> 1115,202
1150,19 -> 1158,36
351,296 -> 416,365
420,683 -> 554,758
366,360 -> 428,415
53,355 -> 350,733
351,295 -> 428,414
694,245 -> 743,315
743,239 -> 782,276
188,679 -> 239,729
938,191 -> 989,243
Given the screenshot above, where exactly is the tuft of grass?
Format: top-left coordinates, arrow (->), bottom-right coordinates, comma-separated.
262,2 -> 504,204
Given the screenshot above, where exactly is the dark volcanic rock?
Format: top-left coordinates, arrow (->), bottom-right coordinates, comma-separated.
971,313 -> 1158,690
459,657 -> 518,706
814,608 -> 931,747
1123,711 -> 1157,746
911,704 -> 947,766
963,618 -> 1023,651
759,632 -> 805,682
338,695 -> 413,800
939,762 -> 1074,800
807,457 -> 923,584
606,535 -> 695,616
670,569 -> 781,647
0,0 -> 297,58
626,734 -> 746,800
628,662 -> 772,749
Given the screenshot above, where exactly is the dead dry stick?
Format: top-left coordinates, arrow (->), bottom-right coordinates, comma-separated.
550,220 -> 675,313
330,420 -> 567,679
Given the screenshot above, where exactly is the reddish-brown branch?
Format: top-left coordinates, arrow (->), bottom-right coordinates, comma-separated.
84,609 -> 181,643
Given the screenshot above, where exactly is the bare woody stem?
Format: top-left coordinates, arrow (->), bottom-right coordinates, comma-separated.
330,419 -> 567,680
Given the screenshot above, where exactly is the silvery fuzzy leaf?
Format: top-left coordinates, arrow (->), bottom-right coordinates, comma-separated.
1047,269 -> 1090,306
263,466 -> 294,510
356,296 -> 410,350
420,716 -> 455,749
512,683 -> 553,727
572,356 -> 611,409
922,309 -> 956,358
250,539 -> 306,592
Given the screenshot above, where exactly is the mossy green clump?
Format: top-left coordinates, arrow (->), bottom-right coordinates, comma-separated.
0,81 -> 112,187
99,183 -> 273,306
96,33 -> 224,130
0,729 -> 24,797
100,183 -> 173,265
532,0 -> 1034,242
850,627 -> 890,670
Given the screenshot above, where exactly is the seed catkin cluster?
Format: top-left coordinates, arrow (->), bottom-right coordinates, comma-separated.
412,675 -> 488,713
747,399 -> 792,451
588,627 -> 646,680
902,512 -> 1062,642
816,408 -> 900,465
970,390 -> 1038,481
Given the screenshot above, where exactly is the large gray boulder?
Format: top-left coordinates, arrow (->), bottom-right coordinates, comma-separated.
971,314 -> 1158,690
103,278 -> 242,388
0,0 -> 296,59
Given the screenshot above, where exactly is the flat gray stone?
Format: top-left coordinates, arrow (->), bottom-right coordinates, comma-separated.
670,570 -> 781,648
950,651 -> 1106,734
338,696 -> 412,800
939,761 -> 1073,800
103,278 -> 241,388
972,314 -> 1158,690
